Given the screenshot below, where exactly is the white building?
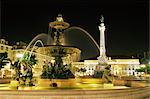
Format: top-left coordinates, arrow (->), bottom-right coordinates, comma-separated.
72,59 -> 144,77
0,39 -> 13,60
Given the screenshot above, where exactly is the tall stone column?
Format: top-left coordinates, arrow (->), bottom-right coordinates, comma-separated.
97,15 -> 108,64
96,15 -> 113,84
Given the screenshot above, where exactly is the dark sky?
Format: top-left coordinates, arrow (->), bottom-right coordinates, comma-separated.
1,0 -> 149,57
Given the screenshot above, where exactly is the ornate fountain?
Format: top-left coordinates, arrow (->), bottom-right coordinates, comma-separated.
36,14 -> 81,80
9,14 -> 114,89
2,14 -> 149,99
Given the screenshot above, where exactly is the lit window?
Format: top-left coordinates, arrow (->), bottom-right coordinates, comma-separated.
133,72 -> 135,75
1,46 -> 4,50
132,68 -> 134,70
129,68 -> 131,70
6,47 -> 8,51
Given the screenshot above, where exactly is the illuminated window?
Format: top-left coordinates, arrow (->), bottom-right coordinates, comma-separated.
1,41 -> 3,44
133,72 -> 135,75
132,68 -> 134,70
6,47 -> 8,51
129,68 -> 131,70
1,46 -> 4,50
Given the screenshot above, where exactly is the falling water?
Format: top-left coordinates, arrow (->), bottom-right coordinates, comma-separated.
23,33 -> 47,53
64,26 -> 100,51
64,26 -> 100,59
28,40 -> 44,60
17,33 -> 48,65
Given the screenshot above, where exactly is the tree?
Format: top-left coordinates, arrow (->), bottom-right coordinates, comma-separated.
136,67 -> 145,72
0,52 -> 9,69
137,53 -> 150,74
21,53 -> 37,66
19,52 -> 37,86
136,64 -> 150,74
140,54 -> 150,65
147,64 -> 150,74
11,60 -> 21,80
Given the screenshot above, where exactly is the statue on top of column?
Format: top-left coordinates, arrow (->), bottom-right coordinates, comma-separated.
100,15 -> 104,23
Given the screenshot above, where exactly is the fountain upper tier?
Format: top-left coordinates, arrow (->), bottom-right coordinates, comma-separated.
49,14 -> 70,29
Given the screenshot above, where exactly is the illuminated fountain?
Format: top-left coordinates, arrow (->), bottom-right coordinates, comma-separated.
35,14 -> 82,88
0,14 -> 149,99
9,14 -> 81,89
8,14 -> 122,89
37,14 -> 81,79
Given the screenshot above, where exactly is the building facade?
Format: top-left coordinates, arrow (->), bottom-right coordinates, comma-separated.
0,39 -> 13,60
72,59 -> 144,77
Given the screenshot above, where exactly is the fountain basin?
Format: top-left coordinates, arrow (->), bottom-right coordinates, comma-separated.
36,45 -> 81,62
0,86 -> 149,99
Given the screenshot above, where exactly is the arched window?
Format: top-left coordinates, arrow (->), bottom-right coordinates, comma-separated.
1,46 -> 4,50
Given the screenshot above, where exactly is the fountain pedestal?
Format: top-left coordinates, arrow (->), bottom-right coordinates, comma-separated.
9,80 -> 19,89
103,83 -> 114,88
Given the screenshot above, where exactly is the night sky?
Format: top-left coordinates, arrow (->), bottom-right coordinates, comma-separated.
1,0 -> 149,58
